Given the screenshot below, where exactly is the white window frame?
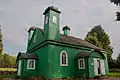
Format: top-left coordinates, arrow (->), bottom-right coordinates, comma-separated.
60,51 -> 68,66
78,58 -> 85,69
27,59 -> 36,69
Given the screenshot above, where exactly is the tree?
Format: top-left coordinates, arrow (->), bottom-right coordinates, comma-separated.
110,0 -> 120,6
9,56 -> 16,68
110,0 -> 120,21
0,53 -> 3,67
0,25 -> 16,68
0,25 -> 3,67
117,53 -> 120,63
3,53 -> 10,67
84,25 -> 113,61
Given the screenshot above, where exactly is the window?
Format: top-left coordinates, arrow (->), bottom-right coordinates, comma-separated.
60,51 -> 68,66
78,59 -> 85,69
53,16 -> 57,23
27,59 -> 35,69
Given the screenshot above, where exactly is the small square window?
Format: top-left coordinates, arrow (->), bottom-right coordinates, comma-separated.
53,16 -> 57,23
78,59 -> 85,69
27,59 -> 35,69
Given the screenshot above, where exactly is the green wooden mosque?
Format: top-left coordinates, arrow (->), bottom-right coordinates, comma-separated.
17,6 -> 109,80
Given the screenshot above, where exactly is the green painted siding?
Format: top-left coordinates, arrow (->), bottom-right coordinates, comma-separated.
32,45 -> 50,78
104,53 -> 109,74
76,57 -> 89,78
21,40 -> 109,79
27,29 -> 44,51
44,10 -> 60,40
88,57 -> 94,78
90,51 -> 104,59
20,59 -> 37,79
88,51 -> 102,78
88,51 -> 108,78
22,44 -> 50,78
48,44 -> 91,78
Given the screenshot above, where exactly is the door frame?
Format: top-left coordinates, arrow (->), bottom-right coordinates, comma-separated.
93,58 -> 105,76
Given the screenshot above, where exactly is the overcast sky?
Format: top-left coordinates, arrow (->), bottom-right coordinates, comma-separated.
0,0 -> 120,59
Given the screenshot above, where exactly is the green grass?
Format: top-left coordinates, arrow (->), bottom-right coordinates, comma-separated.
108,72 -> 120,78
0,74 -> 17,78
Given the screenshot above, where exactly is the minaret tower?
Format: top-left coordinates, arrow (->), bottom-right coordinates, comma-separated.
43,6 -> 61,40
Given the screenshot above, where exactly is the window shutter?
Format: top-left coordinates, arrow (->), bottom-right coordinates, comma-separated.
100,60 -> 105,74
94,58 -> 98,75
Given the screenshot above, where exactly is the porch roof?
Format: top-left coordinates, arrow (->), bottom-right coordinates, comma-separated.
76,52 -> 90,58
17,52 -> 39,61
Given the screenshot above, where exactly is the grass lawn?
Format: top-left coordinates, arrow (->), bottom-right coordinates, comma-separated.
108,72 -> 120,78
0,68 -> 17,78
0,74 -> 17,78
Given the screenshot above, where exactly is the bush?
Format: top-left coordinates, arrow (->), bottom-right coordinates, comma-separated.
109,68 -> 120,72
108,72 -> 120,78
